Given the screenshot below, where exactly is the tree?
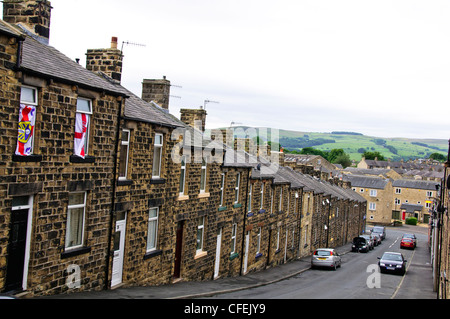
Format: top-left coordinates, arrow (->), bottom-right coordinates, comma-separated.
362,151 -> 386,161
429,152 -> 446,162
334,153 -> 352,168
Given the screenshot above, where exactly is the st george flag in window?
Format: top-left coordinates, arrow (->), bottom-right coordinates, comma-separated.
74,112 -> 89,158
15,104 -> 36,156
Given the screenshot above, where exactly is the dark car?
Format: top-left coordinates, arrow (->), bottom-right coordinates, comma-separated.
352,236 -> 370,253
360,234 -> 375,250
371,226 -> 386,241
402,233 -> 417,247
378,252 -> 407,275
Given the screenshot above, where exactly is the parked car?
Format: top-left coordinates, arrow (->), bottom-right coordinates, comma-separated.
402,233 -> 417,247
371,226 -> 386,240
360,234 -> 375,250
311,248 -> 342,270
352,236 -> 370,253
378,252 -> 407,275
400,238 -> 415,250
372,233 -> 381,246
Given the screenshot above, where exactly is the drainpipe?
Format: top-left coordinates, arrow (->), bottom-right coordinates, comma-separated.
104,95 -> 124,290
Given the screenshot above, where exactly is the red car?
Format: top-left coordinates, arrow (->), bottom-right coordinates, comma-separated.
400,238 -> 415,249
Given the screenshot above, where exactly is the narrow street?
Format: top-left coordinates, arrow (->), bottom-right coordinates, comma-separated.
202,225 -> 435,299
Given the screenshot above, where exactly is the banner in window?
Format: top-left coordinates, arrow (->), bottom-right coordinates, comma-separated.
15,104 -> 36,156
74,112 -> 89,158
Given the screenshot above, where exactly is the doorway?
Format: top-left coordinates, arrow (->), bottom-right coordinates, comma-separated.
5,196 -> 33,292
173,221 -> 184,279
111,212 -> 126,288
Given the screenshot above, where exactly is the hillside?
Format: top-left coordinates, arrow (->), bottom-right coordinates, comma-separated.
221,127 -> 448,162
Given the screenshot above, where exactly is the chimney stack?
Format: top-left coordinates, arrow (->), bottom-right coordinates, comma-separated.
142,77 -> 171,110
180,108 -> 207,132
3,0 -> 52,44
86,36 -> 123,83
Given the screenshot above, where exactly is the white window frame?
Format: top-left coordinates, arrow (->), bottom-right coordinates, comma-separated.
231,223 -> 237,254
66,192 -> 86,250
427,191 -> 433,197
147,207 -> 159,252
370,189 -> 377,197
219,173 -> 225,206
19,86 -> 38,155
369,202 -> 376,211
276,226 -> 280,250
234,173 -> 240,203
152,133 -> 163,178
395,188 -> 402,194
260,183 -> 264,210
248,184 -> 252,213
279,187 -> 283,212
256,227 -> 262,254
118,129 -> 130,180
200,158 -> 207,193
76,97 -> 92,156
196,216 -> 205,253
179,155 -> 187,196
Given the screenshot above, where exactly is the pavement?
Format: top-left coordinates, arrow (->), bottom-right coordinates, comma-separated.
42,243 -> 353,299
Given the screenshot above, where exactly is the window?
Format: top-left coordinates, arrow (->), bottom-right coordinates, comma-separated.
260,183 -> 264,210
230,223 -> 237,254
369,202 -> 376,211
219,173 -> 225,206
248,184 -> 252,212
234,173 -> 240,203
152,133 -> 163,178
279,187 -> 283,211
395,198 -> 401,205
66,192 -> 86,250
197,217 -> 205,253
179,156 -> 187,195
276,226 -> 280,250
395,188 -> 402,194
200,158 -> 207,193
426,202 -> 431,208
118,130 -> 130,180
147,208 -> 159,252
16,86 -> 38,156
370,189 -> 377,197
270,187 -> 274,213
256,227 -> 262,254
427,191 -> 433,197
74,98 -> 92,158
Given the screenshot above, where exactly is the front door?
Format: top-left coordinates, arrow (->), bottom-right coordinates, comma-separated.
173,221 -> 184,279
214,228 -> 222,279
111,212 -> 126,288
5,196 -> 32,292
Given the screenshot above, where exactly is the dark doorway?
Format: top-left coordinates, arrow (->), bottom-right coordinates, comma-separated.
5,209 -> 29,292
173,221 -> 184,279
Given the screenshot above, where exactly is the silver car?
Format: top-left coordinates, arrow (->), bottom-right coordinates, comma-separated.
311,248 -> 342,270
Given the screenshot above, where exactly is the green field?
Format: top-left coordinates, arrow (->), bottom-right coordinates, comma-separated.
223,127 -> 448,162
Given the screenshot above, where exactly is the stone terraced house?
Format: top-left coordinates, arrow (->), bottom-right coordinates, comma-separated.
0,0 -> 367,297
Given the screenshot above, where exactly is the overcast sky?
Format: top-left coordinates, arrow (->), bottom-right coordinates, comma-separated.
46,0 -> 450,139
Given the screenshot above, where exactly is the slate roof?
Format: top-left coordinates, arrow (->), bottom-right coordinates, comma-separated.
392,179 -> 439,191
343,174 -> 390,190
400,203 -> 423,213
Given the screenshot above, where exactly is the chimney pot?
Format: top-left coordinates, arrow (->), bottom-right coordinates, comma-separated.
111,36 -> 118,49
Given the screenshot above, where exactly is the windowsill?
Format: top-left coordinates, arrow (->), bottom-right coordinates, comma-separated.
61,246 -> 91,259
117,179 -> 133,186
70,155 -> 95,163
150,178 -> 166,184
143,249 -> 162,260
194,250 -> 208,259
233,203 -> 242,208
229,252 -> 239,261
12,154 -> 42,162
255,253 -> 263,259
218,206 -> 227,212
177,194 -> 189,201
197,192 -> 210,199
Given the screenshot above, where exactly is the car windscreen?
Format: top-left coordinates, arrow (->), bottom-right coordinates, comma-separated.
373,227 -> 384,232
383,253 -> 402,261
314,250 -> 331,256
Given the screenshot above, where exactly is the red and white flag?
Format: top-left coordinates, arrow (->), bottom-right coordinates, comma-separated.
15,104 -> 36,156
74,113 -> 89,158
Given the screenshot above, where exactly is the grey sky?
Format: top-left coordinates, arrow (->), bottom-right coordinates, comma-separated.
45,0 -> 450,139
